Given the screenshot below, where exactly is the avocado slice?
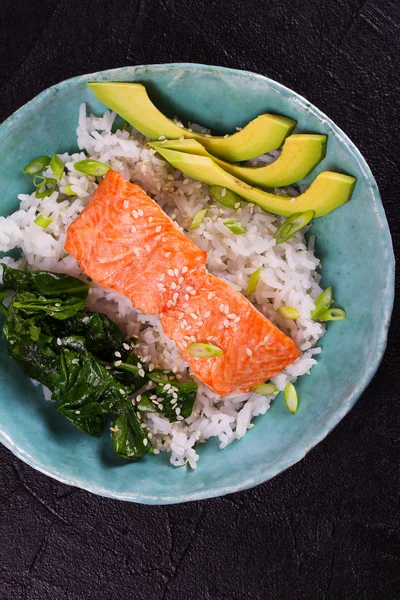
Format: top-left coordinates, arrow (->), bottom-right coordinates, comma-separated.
148,145 -> 356,217
151,134 -> 327,188
88,82 -> 296,162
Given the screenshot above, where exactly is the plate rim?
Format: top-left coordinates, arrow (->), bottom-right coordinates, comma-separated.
0,62 -> 395,504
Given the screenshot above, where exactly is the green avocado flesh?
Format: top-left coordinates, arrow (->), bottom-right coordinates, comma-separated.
151,134 -> 327,188
148,145 -> 356,217
88,82 -> 296,162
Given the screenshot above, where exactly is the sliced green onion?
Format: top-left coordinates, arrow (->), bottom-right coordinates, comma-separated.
246,268 -> 261,296
23,155 -> 50,175
274,210 -> 315,244
50,154 -> 64,181
318,308 -> 347,321
190,208 -> 208,230
33,175 -> 46,188
277,306 -> 300,320
35,177 -> 57,199
74,159 -> 111,176
311,287 -> 333,319
209,186 -> 241,209
34,215 -> 52,228
187,342 -> 223,358
252,383 -> 279,395
63,184 -> 76,196
223,219 -> 246,235
284,382 -> 298,414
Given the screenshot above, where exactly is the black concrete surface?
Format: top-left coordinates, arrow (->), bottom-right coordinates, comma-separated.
0,1 -> 399,598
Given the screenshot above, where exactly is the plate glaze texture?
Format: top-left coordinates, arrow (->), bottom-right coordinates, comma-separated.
0,64 -> 394,504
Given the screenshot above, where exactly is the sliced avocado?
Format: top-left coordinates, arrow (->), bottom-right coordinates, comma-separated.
148,145 -> 356,217
88,82 -> 296,162
151,134 -> 327,188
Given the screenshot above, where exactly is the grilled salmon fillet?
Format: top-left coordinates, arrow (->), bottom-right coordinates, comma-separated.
65,170 -> 300,395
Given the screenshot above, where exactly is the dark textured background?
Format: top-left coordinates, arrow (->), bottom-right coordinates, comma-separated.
1,1 -> 399,598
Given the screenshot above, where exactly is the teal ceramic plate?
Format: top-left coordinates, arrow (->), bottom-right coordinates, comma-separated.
0,64 -> 394,503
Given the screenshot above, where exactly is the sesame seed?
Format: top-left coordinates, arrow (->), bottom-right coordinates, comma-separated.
171,282 -> 177,290
176,408 -> 181,415
176,416 -> 184,421
189,290 -> 196,295
221,188 -> 227,197
224,305 -> 229,315
219,304 -> 225,312
173,292 -> 179,300
114,360 -> 122,367
174,268 -> 179,277
72,358 -> 80,365
181,266 -> 188,274
180,322 -> 185,329
139,369 -> 145,377
234,316 -> 241,323
154,449 -> 160,454
114,351 -> 121,358
75,410 -> 80,414
160,274 -> 165,281
228,313 -> 237,320
137,362 -> 142,368
198,320 -> 204,326
134,248 -> 140,257
204,311 -> 211,318
186,286 -> 193,292
138,209 -> 144,216
123,343 -> 130,351
224,319 -> 229,328
56,338 -> 61,346
119,388 -> 125,395
156,225 -> 162,232
183,335 -> 191,341
246,348 -> 253,356
178,312 -> 184,319
179,136 -> 185,142
158,135 -> 166,140
290,197 -> 296,204
205,133 -> 212,138
168,269 -> 175,276
178,276 -> 184,284
123,200 -> 129,209
148,432 -> 153,439
132,210 -> 139,218
149,363 -> 154,371
184,294 -> 189,301
148,216 -> 153,223
208,292 -> 214,299
165,252 -> 171,257
157,283 -> 165,289
190,313 -> 198,320
143,439 -> 148,446
167,300 -> 172,308
137,395 -> 142,401
55,303 -> 61,307
235,202 -> 241,209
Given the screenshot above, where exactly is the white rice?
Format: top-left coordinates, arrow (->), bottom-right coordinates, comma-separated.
0,105 -> 325,468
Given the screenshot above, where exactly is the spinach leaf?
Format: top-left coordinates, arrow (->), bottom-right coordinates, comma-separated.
55,311 -> 129,362
1,264 -> 90,298
143,372 -> 198,421
0,291 -> 9,316
11,291 -> 85,320
111,399 -> 151,460
111,352 -> 148,390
